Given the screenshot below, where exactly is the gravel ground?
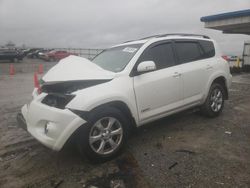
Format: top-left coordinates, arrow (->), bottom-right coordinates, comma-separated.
0,68 -> 250,188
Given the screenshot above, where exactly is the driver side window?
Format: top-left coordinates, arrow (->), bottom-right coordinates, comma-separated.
139,43 -> 175,70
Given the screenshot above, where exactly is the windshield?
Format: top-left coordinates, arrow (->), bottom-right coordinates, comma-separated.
92,44 -> 142,72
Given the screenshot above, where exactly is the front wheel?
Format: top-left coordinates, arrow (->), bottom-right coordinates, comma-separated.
201,83 -> 225,117
77,107 -> 129,162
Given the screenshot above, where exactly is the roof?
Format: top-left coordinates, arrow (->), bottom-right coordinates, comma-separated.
201,9 -> 250,22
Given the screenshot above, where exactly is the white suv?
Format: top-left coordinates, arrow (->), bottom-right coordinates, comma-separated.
18,34 -> 232,161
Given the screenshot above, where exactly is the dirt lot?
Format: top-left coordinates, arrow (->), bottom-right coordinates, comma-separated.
0,61 -> 250,187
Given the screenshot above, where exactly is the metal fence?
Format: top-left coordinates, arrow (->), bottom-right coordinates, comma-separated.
53,48 -> 104,60
0,48 -> 105,75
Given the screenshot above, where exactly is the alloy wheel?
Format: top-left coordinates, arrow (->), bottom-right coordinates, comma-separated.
89,117 -> 123,155
210,88 -> 223,112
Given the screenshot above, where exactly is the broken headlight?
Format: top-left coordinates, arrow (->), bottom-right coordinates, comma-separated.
40,80 -> 111,94
41,93 -> 75,109
40,79 -> 111,109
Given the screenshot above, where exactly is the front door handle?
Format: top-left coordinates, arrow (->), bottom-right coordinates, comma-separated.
173,72 -> 181,78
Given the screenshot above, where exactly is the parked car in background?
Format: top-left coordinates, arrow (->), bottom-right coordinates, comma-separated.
37,49 -> 53,60
46,50 -> 77,61
22,48 -> 32,57
27,48 -> 43,58
0,49 -> 24,62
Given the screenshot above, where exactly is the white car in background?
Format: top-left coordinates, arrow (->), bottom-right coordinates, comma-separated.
17,34 -> 232,161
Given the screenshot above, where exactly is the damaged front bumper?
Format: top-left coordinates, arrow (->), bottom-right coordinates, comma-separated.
17,96 -> 87,151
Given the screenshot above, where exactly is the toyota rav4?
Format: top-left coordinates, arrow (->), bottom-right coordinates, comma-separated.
17,34 -> 232,161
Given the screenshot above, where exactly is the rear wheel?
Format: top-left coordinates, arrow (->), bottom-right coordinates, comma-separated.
77,107 -> 129,162
201,83 -> 225,117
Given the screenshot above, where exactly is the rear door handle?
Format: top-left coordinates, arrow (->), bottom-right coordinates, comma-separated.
173,72 -> 181,78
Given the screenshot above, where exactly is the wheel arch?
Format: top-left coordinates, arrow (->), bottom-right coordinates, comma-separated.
65,100 -> 137,150
211,76 -> 228,99
75,101 -> 137,129
203,73 -> 229,104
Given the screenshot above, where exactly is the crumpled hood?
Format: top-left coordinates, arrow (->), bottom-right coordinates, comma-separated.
42,55 -> 115,82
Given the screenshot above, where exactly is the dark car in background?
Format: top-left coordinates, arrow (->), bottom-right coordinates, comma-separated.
26,48 -> 44,58
0,49 -> 24,62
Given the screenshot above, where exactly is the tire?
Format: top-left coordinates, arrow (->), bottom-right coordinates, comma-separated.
76,106 -> 129,162
201,83 -> 225,117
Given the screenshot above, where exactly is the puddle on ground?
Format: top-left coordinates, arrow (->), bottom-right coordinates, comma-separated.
84,153 -> 149,188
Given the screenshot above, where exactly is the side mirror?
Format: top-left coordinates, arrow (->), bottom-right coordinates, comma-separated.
137,61 -> 156,73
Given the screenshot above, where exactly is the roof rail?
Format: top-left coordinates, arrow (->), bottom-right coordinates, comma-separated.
123,33 -> 210,44
139,33 -> 210,40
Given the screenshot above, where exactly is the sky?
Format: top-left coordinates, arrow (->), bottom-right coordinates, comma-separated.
0,0 -> 249,55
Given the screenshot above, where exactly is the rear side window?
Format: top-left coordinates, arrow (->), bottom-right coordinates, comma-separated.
175,42 -> 202,64
199,40 -> 215,58
139,43 -> 175,70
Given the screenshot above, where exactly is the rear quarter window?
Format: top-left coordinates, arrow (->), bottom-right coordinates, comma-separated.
199,40 -> 215,58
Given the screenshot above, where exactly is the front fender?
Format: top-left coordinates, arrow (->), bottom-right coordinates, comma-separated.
66,78 -> 139,124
